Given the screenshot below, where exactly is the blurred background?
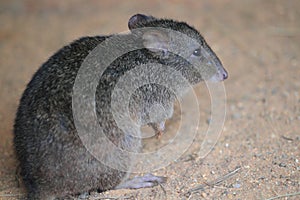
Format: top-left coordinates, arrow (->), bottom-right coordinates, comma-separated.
0,0 -> 299,199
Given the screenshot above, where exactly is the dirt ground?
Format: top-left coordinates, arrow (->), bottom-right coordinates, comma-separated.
0,0 -> 299,199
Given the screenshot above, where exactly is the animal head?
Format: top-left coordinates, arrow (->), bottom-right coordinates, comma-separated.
128,14 -> 228,83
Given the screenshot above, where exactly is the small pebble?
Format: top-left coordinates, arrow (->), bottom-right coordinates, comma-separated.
78,192 -> 89,199
233,183 -> 241,188
201,192 -> 207,198
232,113 -> 241,119
279,163 -> 287,167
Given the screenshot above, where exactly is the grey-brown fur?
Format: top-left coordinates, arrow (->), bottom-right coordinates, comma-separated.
14,14 -> 227,199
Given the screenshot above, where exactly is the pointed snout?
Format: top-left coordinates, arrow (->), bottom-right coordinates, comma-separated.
211,55 -> 228,82
221,68 -> 228,80
201,46 -> 228,82
208,64 -> 228,82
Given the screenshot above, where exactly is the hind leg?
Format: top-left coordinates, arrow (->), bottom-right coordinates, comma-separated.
26,191 -> 56,200
23,180 -> 56,200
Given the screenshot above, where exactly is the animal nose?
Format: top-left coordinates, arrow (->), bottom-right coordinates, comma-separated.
222,70 -> 228,80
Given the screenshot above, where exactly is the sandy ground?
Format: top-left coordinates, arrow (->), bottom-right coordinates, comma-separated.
0,0 -> 299,199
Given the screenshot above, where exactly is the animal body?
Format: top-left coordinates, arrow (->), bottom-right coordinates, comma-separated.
14,14 -> 227,199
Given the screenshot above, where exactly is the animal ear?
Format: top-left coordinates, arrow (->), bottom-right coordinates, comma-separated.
142,30 -> 170,54
128,14 -> 155,30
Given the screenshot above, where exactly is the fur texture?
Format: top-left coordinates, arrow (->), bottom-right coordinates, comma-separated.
14,14 -> 227,199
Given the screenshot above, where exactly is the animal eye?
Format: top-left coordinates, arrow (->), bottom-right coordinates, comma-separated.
192,48 -> 201,56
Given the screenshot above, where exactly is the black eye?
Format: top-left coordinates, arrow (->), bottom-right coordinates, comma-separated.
193,48 -> 201,56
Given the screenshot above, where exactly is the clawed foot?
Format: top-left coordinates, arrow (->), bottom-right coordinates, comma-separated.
115,173 -> 167,190
149,122 -> 165,139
